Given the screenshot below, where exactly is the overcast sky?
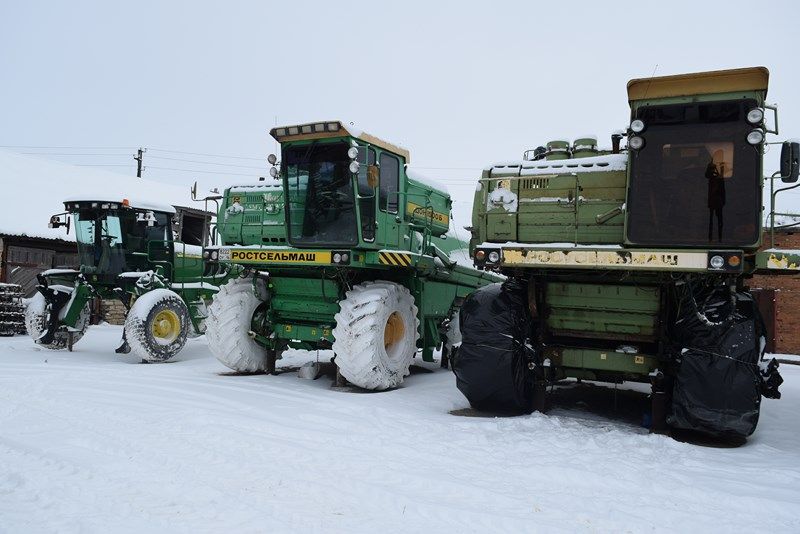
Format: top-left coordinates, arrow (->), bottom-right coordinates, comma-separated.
2,0 -> 799,225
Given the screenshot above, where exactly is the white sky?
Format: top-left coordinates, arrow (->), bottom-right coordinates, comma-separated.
2,0 -> 800,227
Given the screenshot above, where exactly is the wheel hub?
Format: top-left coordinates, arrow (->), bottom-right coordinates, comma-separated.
152,309 -> 180,342
384,312 -> 405,349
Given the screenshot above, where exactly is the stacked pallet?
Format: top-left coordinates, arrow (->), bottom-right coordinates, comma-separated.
0,283 -> 27,336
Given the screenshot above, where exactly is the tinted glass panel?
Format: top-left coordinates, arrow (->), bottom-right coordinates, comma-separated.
356,147 -> 376,241
627,100 -> 760,246
284,142 -> 357,246
379,153 -> 399,212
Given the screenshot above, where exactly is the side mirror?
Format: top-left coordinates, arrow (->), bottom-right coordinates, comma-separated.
780,141 -> 800,183
191,181 -> 198,200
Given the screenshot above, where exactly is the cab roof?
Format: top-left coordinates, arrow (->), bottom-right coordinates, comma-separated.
269,120 -> 411,163
627,66 -> 769,103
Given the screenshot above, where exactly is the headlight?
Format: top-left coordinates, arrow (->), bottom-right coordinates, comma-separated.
267,154 -> 277,165
333,253 -> 342,263
475,250 -> 486,261
747,129 -> 765,145
341,253 -> 349,262
211,250 -> 219,260
349,161 -> 360,174
269,166 -> 279,178
347,147 -> 359,159
746,108 -> 765,125
203,250 -> 210,259
709,255 -> 724,269
488,251 -> 500,263
628,136 -> 645,150
630,119 -> 646,133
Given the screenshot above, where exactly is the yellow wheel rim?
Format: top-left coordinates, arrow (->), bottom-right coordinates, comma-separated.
384,312 -> 405,349
151,309 -> 180,343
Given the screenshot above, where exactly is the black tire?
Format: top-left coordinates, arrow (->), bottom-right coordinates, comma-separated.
124,289 -> 190,362
25,292 -> 89,350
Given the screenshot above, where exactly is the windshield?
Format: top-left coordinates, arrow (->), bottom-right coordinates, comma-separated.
627,99 -> 760,247
284,142 -> 357,246
73,209 -> 171,274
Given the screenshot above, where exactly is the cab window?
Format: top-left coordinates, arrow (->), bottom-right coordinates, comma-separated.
379,153 -> 399,213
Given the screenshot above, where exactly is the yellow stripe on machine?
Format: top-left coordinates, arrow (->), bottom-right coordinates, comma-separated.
378,251 -> 413,267
406,202 -> 449,226
225,248 -> 332,264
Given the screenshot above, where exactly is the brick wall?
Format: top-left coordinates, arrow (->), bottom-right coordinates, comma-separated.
100,299 -> 127,325
750,231 -> 800,355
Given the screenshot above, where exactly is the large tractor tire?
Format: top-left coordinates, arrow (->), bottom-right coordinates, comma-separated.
206,278 -> 270,373
25,292 -> 90,350
124,289 -> 190,362
332,281 -> 420,390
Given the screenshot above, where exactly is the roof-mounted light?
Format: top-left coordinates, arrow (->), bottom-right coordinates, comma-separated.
630,119 -> 646,133
347,147 -> 359,159
288,126 -> 299,135
267,154 -> 277,165
269,167 -> 279,178
349,161 -> 360,174
746,108 -> 765,125
628,136 -> 645,150
301,124 -> 312,134
275,128 -> 287,137
326,122 -> 340,132
747,129 -> 765,145
313,122 -> 326,132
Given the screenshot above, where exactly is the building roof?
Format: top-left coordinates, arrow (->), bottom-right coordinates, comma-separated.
0,150 -> 202,242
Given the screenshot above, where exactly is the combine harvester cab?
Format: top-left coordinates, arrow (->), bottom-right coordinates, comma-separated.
463,67 -> 796,440
28,197 -> 231,361
203,121 -> 501,389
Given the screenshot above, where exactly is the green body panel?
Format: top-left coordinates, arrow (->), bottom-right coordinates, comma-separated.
545,283 -> 660,341
545,346 -> 659,379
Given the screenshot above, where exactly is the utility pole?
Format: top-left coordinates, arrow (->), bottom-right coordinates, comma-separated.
134,147 -> 146,177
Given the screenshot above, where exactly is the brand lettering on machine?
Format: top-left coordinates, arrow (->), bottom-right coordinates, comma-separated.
230,251 -> 319,262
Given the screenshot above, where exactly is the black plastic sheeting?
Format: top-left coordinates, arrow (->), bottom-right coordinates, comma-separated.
452,279 -> 535,413
668,288 -> 783,438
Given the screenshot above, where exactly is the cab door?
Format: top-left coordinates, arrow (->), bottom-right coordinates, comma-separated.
377,152 -> 402,249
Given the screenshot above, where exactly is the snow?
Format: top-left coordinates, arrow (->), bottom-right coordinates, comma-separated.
489,154 -> 628,177
1,327 -> 799,532
406,167 -> 450,194
0,150 -> 200,241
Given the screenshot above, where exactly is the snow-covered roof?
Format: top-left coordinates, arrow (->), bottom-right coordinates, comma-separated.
0,150 -> 200,241
489,153 -> 627,177
406,167 -> 450,194
269,120 -> 411,163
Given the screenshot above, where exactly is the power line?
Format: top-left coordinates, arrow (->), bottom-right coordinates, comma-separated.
75,164 -> 135,167
148,165 -> 262,177
148,155 -> 266,170
19,152 -> 131,156
148,147 -> 265,161
0,145 -> 136,150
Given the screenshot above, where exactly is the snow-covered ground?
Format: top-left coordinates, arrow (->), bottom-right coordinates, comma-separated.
1,326 -> 799,533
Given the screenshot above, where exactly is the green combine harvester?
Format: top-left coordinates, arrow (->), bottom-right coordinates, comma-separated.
460,67 -> 794,439
203,121 -> 500,389
27,197 -> 231,362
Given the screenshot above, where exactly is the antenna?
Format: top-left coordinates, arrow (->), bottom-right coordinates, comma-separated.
641,64 -> 659,101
